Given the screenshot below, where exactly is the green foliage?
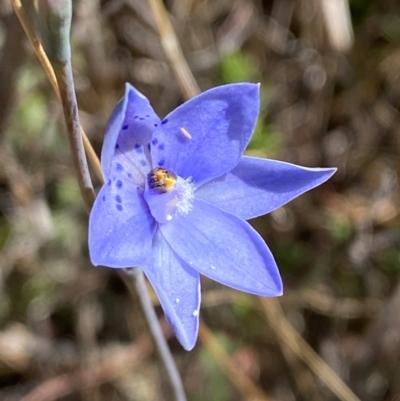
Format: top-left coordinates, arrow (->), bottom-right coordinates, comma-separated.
11,93 -> 47,143
231,293 -> 253,319
349,0 -> 376,22
220,52 -> 282,155
247,120 -> 282,155
52,210 -> 84,249
10,65 -> 63,154
275,241 -> 311,274
22,274 -> 55,304
220,51 -> 257,83
54,176 -> 82,209
0,294 -> 11,324
335,269 -> 363,297
0,223 -> 11,249
8,67 -> 47,147
195,334 -> 235,401
328,216 -> 353,244
378,247 -> 400,274
379,15 -> 400,44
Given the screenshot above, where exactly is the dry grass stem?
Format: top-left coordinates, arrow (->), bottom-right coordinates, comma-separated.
148,0 -> 200,99
199,320 -> 273,401
261,298 -> 361,401
320,0 -> 354,52
9,0 -> 103,184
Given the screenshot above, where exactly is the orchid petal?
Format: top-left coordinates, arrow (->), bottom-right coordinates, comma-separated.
89,82 -> 338,350
143,229 -> 200,350
150,83 -> 260,187
89,167 -> 156,267
101,83 -> 160,183
161,199 -> 282,296
196,156 -> 336,220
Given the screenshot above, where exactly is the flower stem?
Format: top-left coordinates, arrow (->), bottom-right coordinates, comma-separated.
53,60 -> 95,212
35,0 -> 94,211
127,268 -> 187,401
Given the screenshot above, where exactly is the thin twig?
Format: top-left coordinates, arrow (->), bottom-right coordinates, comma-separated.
124,269 -> 187,401
148,0 -> 200,100
8,0 -> 103,183
260,298 -> 362,401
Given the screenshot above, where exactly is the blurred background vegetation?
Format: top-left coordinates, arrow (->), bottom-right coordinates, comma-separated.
0,0 -> 400,400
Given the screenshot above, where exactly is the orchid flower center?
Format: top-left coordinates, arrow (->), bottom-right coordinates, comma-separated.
144,167 -> 195,224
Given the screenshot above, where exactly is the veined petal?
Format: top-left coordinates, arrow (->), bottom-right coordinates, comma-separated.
143,229 -> 200,351
196,156 -> 337,220
89,171 -> 156,268
160,199 -> 282,296
111,146 -> 152,189
101,83 -> 161,182
150,83 -> 260,187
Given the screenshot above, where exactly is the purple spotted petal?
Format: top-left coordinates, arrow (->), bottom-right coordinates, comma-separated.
111,145 -> 152,189
150,84 -> 260,187
160,199 -> 282,296
196,156 -> 336,220
89,82 -> 338,351
143,229 -> 200,350
89,166 -> 156,267
101,83 -> 161,183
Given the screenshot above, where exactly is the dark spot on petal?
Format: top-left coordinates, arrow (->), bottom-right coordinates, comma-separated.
134,115 -> 139,119
161,119 -> 168,125
116,195 -> 122,203
147,144 -> 151,151
146,114 -> 150,117
158,143 -> 164,151
108,179 -> 111,186
152,138 -> 158,145
116,163 -> 123,171
154,123 -> 158,127
116,180 -> 122,188
127,173 -> 133,178
115,143 -> 119,149
102,196 -> 106,201
158,159 -> 165,166
139,117 -> 145,121
140,160 -> 147,166
116,204 -> 123,212
122,125 -> 128,130
135,143 -> 140,149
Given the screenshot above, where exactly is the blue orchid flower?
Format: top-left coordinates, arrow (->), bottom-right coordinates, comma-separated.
89,83 -> 336,350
